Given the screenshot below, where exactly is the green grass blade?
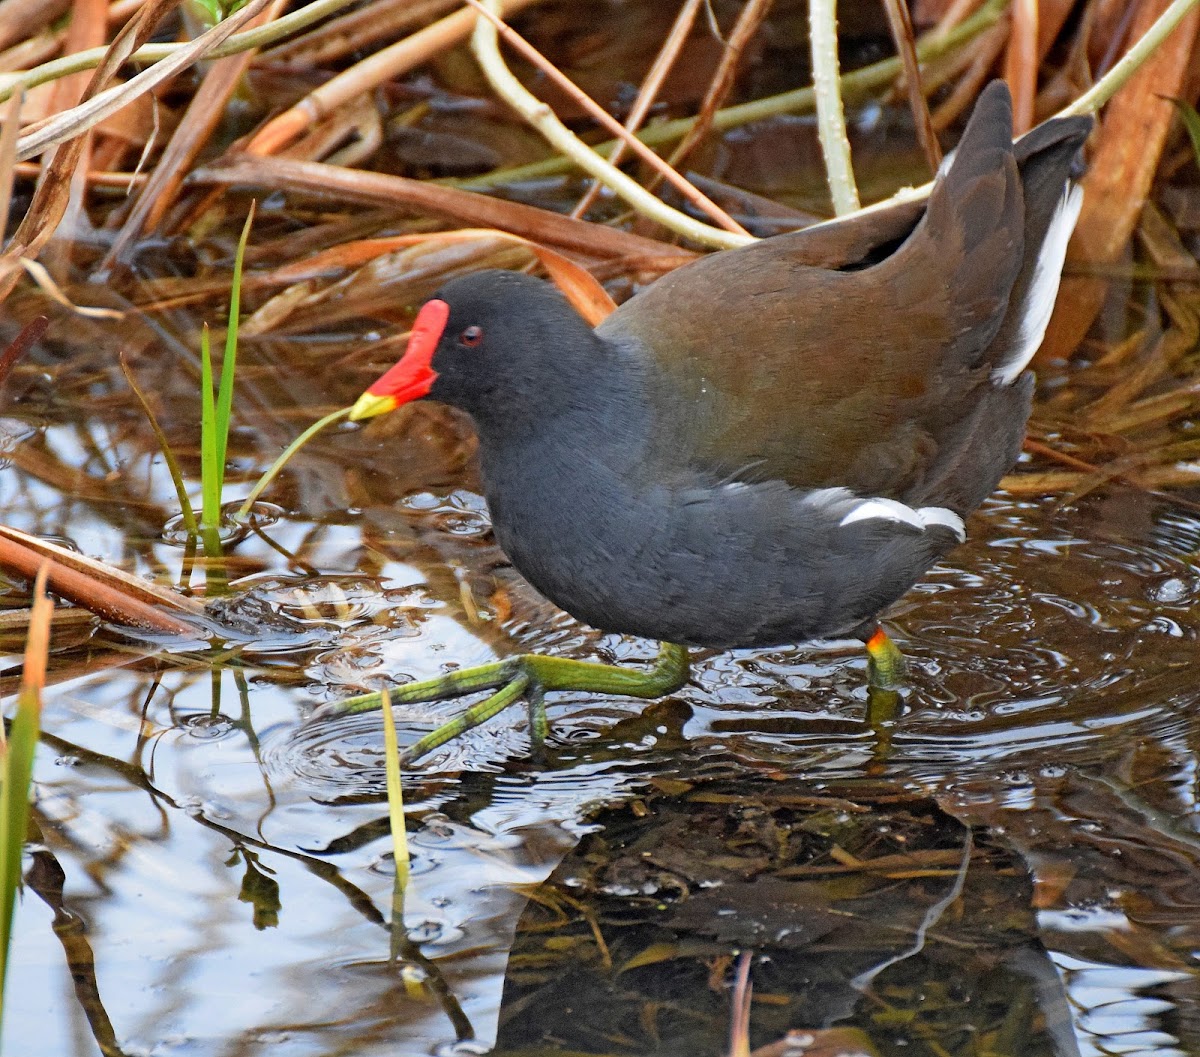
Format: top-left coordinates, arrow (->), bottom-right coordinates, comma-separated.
0,568 -> 52,1024
1168,98 -> 1200,169
0,688 -> 37,996
187,0 -> 250,30
379,689 -> 411,895
380,688 -> 412,963
199,323 -> 220,533
215,203 -> 255,478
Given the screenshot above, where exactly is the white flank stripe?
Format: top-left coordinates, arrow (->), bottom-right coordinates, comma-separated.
915,506 -> 966,541
839,498 -> 965,541
840,498 -> 925,530
993,183 -> 1085,385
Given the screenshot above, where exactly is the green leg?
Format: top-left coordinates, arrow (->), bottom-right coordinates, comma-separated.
863,626 -> 906,691
862,626 -> 904,764
322,642 -> 691,765
526,681 -> 548,748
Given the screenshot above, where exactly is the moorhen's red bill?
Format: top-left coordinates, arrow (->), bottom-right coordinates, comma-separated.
341,83 -> 1092,764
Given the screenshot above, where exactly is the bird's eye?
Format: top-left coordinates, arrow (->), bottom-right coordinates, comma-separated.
459,325 -> 484,348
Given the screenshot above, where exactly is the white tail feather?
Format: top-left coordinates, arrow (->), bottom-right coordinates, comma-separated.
992,183 -> 1085,385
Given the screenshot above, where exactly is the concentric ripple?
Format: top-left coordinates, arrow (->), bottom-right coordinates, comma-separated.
686,494 -> 1200,776
261,696 -> 524,801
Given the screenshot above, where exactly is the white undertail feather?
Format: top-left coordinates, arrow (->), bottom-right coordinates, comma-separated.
992,183 -> 1085,385
839,498 -> 966,541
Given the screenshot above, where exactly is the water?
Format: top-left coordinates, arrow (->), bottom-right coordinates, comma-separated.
4,395 -> 1199,1054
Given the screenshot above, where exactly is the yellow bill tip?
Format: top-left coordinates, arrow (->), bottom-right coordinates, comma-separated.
349,392 -> 399,422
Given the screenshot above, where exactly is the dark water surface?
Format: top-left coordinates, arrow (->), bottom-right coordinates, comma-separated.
2,313 -> 1198,1056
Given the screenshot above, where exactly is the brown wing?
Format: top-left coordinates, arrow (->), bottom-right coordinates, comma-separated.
598,84 -> 1025,503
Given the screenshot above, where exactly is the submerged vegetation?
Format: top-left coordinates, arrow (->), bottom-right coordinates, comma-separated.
0,0 -> 1198,1053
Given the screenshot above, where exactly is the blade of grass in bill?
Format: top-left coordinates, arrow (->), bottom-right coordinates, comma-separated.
235,407 -> 351,521
379,688 -> 413,962
0,564 -> 53,1024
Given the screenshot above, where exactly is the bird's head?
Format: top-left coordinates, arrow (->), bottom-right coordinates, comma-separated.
350,270 -> 600,425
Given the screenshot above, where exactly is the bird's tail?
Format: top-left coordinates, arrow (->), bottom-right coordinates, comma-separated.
987,110 -> 1093,383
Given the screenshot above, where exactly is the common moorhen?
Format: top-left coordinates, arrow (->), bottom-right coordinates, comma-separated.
337,83 -> 1092,763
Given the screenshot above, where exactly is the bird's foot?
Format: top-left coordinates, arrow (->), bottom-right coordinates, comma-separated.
863,626 -> 906,691
862,627 -> 905,765
320,642 -> 691,765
